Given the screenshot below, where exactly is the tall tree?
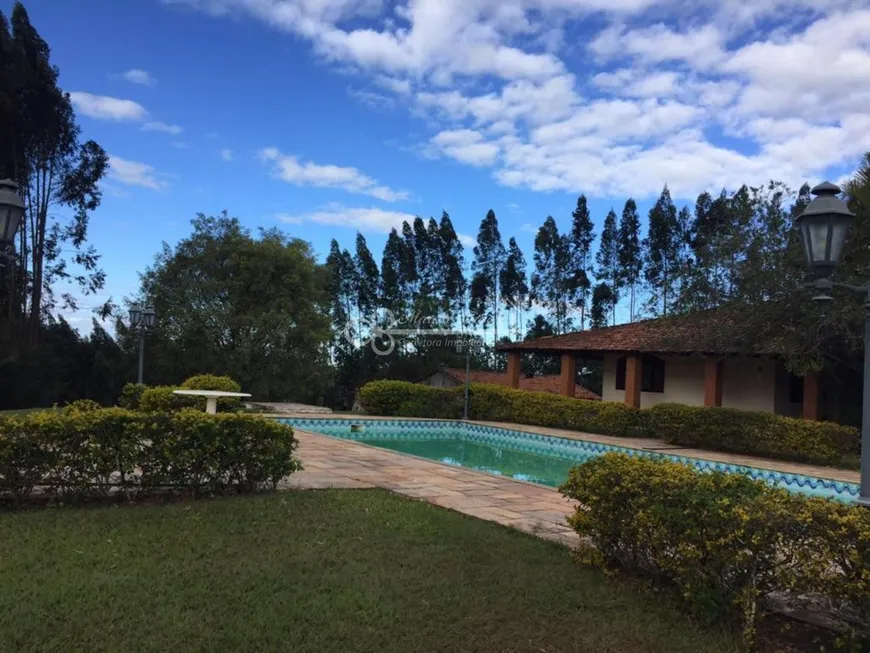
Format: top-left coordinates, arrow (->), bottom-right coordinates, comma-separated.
569,195 -> 595,329
470,209 -> 506,344
499,237 -> 528,340
644,185 -> 681,316
595,208 -> 620,325
0,3 -> 109,345
380,228 -> 404,317
617,198 -> 642,322
438,212 -> 466,328
589,282 -> 615,329
354,233 -> 379,323
399,221 -> 418,310
326,239 -> 356,343
531,217 -> 572,333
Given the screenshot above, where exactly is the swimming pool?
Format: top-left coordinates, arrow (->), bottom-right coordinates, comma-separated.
281,418 -> 860,502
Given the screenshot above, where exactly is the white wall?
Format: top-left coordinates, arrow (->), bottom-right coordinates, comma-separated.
600,354 -> 705,409
722,357 -> 776,413
601,354 -> 779,413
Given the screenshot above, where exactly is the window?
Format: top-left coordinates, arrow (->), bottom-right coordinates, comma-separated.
614,355 -> 665,393
788,373 -> 804,404
642,355 -> 666,393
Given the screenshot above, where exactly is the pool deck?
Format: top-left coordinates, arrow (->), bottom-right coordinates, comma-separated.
282,428 -> 580,546
276,415 -> 859,547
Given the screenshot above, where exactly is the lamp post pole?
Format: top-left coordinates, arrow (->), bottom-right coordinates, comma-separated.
129,304 -> 156,384
795,181 -> 869,506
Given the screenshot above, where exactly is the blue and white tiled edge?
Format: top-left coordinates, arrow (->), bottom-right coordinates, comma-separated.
281,417 -> 859,502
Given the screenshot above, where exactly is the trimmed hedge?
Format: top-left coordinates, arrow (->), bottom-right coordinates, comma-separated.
357,381 -> 860,468
560,453 -> 870,647
0,408 -> 299,503
358,381 -> 645,437
647,403 -> 860,468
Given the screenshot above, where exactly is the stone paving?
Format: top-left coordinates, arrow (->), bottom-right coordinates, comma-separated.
281,429 -> 580,546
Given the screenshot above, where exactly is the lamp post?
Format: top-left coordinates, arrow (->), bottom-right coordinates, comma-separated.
129,304 -> 157,384
795,181 -> 868,506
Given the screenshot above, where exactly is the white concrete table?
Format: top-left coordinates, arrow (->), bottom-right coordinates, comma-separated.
172,390 -> 252,414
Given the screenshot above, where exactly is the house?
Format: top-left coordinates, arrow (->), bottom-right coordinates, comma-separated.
496,313 -> 821,420
418,366 -> 601,401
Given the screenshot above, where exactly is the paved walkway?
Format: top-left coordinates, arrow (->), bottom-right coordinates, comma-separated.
282,429 -> 580,546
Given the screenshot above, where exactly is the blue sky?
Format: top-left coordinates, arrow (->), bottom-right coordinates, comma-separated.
8,0 -> 870,332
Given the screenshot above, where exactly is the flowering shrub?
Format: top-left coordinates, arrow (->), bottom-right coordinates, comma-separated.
560,453 -> 870,648
0,408 -> 299,503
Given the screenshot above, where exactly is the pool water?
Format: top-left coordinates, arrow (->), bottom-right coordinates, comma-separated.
364,438 -> 580,487
281,418 -> 860,502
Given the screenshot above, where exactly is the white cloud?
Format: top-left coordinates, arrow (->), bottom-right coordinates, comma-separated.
70,92 -> 149,122
259,147 -> 410,201
142,121 -> 183,134
219,148 -> 234,161
278,205 -> 418,232
121,69 -> 157,86
279,204 -> 477,246
170,0 -> 870,199
431,129 -> 500,166
108,156 -> 167,190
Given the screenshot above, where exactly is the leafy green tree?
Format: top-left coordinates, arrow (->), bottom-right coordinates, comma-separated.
531,217 -> 573,333
380,228 -> 405,316
399,221 -> 418,308
569,195 -> 595,328
595,208 -> 620,325
589,282 -> 615,329
0,3 -> 109,346
618,198 -> 642,322
139,212 -> 331,402
471,209 -> 506,343
354,233 -> 379,322
499,237 -> 528,340
644,185 -> 681,316
438,212 -> 466,327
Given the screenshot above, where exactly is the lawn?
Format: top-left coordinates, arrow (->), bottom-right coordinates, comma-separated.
0,490 -> 740,653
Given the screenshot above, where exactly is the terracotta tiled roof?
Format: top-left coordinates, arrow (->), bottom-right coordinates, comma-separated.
440,368 -> 601,401
496,310 -> 774,356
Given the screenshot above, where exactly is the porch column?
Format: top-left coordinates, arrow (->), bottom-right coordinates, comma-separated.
506,351 -> 521,389
802,372 -> 819,421
560,353 -> 576,397
704,359 -> 723,407
625,355 -> 642,409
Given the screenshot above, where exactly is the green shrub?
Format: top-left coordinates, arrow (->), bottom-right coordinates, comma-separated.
358,381 -> 646,437
181,374 -> 244,411
138,386 -> 200,413
118,383 -> 147,410
181,374 -> 241,392
560,453 -> 870,647
63,399 -> 103,413
647,403 -> 860,468
0,408 -> 299,502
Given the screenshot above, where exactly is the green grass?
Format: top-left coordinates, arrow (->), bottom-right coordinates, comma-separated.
0,490 -> 740,653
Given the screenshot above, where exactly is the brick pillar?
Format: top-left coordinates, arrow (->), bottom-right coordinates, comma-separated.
506,352 -> 521,389
704,359 -> 723,407
560,353 -> 576,397
803,372 -> 819,421
625,355 -> 642,409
